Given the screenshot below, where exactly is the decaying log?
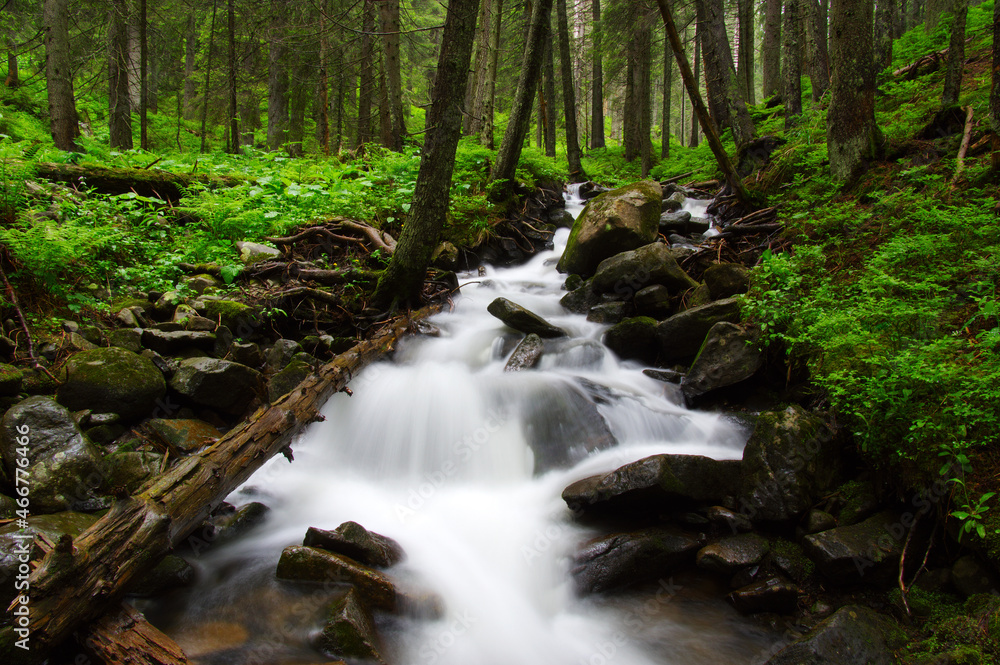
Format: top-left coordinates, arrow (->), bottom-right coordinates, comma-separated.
83,604 -> 191,665
30,162 -> 245,202
0,305 -> 442,663
950,106 -> 975,188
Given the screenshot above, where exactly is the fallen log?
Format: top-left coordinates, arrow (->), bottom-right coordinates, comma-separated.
31,162 -> 245,202
0,305 -> 442,663
83,604 -> 191,665
950,106 -> 975,188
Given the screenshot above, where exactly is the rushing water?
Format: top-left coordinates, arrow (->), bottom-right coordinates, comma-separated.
146,186 -> 779,665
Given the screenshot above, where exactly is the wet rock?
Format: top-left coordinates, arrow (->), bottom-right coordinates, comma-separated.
265,339 -> 303,373
557,180 -> 663,276
836,479 -> 880,526
740,406 -> 843,523
0,364 -> 22,397
806,510 -> 838,534
107,328 -> 143,353
549,208 -> 575,229
130,554 -> 196,597
101,451 -> 164,493
319,588 -> 386,664
655,298 -> 742,361
591,242 -> 698,297
659,210 -> 692,233
116,306 -> 147,328
229,341 -> 265,368
431,241 -> 460,270
64,332 -> 98,352
802,510 -> 905,584
304,522 -> 405,568
696,533 -> 770,575
276,546 -> 398,612
705,505 -> 753,533
634,285 -> 673,319
202,300 -> 257,333
579,182 -> 611,200
504,334 -> 544,371
560,280 -> 602,314
764,605 -> 906,665
642,368 -> 684,384
521,382 -> 616,473
587,302 -> 629,324
729,576 -> 799,615
769,539 -> 816,584
184,315 -> 218,332
57,347 -> 166,421
547,339 -> 607,370
184,273 -> 222,295
704,263 -> 750,299
210,501 -> 270,544
563,453 -> 742,517
951,555 -> 999,598
572,526 -> 701,594
0,397 -> 105,512
603,316 -> 659,364
661,191 -> 686,213
169,358 -> 265,415
267,357 -> 314,402
236,240 -> 280,263
487,298 -> 567,338
140,329 -> 217,355
682,322 -> 764,401
147,418 -> 223,454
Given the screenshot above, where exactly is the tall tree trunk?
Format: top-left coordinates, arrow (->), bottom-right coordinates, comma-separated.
183,14 -> 197,119
267,0 -> 289,151
4,34 -> 18,88
696,0 -> 755,149
542,36 -> 557,157
804,0 -> 830,101
556,0 -> 585,179
782,0 -> 802,128
689,22 -> 700,147
827,0 -> 883,182
591,0 -> 606,148
316,0 -> 330,154
227,0 -> 239,153
139,0 -> 148,150
907,0 -> 921,31
109,0 -> 133,150
127,2 -> 141,109
372,0 -> 479,307
762,0 -> 782,99
491,0 -> 554,202
470,0 -> 504,148
379,0 -> 406,151
875,0 -> 896,71
625,5 -> 652,165
200,0 -> 218,153
737,0 -> 755,104
288,61 -> 310,157
991,0 -> 999,171
43,0 -> 78,151
357,0 -> 376,148
465,0 -> 492,135
662,23 -> 673,159
941,0 -> 967,106
924,0 -> 952,34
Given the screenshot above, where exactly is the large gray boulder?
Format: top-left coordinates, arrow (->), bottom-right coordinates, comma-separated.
557,180 -> 662,276
521,382 -> 616,473
740,406 -> 843,523
56,347 -> 166,421
169,357 -> 264,415
487,298 -> 567,338
591,242 -> 699,297
140,329 -> 216,355
682,322 -> 764,400
703,263 -> 750,299
655,298 -> 742,361
572,527 -> 701,594
802,511 -> 905,584
563,453 -> 742,518
0,397 -> 104,512
765,605 -> 905,665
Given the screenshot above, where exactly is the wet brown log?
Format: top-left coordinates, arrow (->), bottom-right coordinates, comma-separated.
84,604 -> 191,665
0,306 -> 442,662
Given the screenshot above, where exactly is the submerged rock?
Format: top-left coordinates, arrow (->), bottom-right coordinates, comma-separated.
572,526 -> 701,594
504,334 -> 544,371
56,347 -> 166,421
304,522 -> 405,569
487,298 -> 567,338
764,605 -> 905,665
521,382 -> 616,472
276,546 -> 398,612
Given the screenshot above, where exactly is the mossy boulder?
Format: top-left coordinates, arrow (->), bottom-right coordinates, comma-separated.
802,510 -> 905,584
169,358 -> 264,415
267,358 -> 314,402
276,545 -> 398,612
557,180 -> 663,277
56,347 -> 166,421
655,297 -> 742,361
304,521 -> 405,568
319,588 -> 386,664
202,300 -> 257,334
603,316 -> 659,363
487,298 -> 567,338
0,365 -> 22,397
591,242 -> 699,296
100,451 -> 164,493
765,605 -> 906,665
682,322 -> 764,401
703,263 -> 751,299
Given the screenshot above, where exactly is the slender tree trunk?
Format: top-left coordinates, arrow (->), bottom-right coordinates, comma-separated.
827,0 -> 883,182
804,0 -> 830,101
542,35 -> 557,157
738,0 -> 755,105
782,0 -> 803,128
109,0 -> 133,150
288,61 -> 310,157
43,0 -> 78,151
4,34 -> 18,88
556,0 -> 585,179
183,14 -> 197,119
908,0 -> 921,31
379,0 -> 406,151
991,0 -> 999,171
875,0 -> 896,71
127,2 -> 141,109
941,0 -> 968,106
357,0 -> 376,148
680,79 -> 686,146
491,0 -> 554,202
200,0 -> 217,154
591,0 -> 606,148
762,0 -> 782,99
662,24 -> 672,159
696,0 -> 755,149
689,22 -> 700,147
227,0 -> 239,153
925,0 -> 952,34
372,0 -> 479,307
316,0 -> 330,154
625,6 -> 652,165
139,0 -> 148,150
466,0 -> 492,135
267,0 -> 289,151
470,0 -> 504,148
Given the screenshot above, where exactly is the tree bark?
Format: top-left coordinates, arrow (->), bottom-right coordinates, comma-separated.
827,0 -> 883,183
139,0 -> 148,150
662,27 -> 672,159
490,0 -> 554,203
469,0 -> 504,148
992,0 -> 999,171
0,307 -> 441,661
804,0 -> 830,101
183,14 -> 197,119
288,61 -> 310,157
357,0 -> 376,148
5,33 -> 18,88
696,0 -> 755,149
379,0 -> 406,151
762,0 -> 782,99
689,22 -> 701,147
43,0 -> 78,151
465,0 -> 492,135
227,0 -> 239,153
624,5 -> 652,167
737,0 -> 755,105
200,0 -> 218,154
941,0 -> 967,106
875,0 -> 896,71
542,35 -> 557,157
556,0 -> 585,179
782,0 -> 803,128
267,0 -> 289,151
109,0 -> 133,150
371,0 -> 479,307
925,0 -> 953,34
591,0 -> 606,149
316,0 -> 330,154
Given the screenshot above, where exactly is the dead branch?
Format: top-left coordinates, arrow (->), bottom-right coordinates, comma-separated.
950,106 -> 975,188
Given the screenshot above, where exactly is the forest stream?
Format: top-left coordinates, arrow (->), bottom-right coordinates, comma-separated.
143,187 -> 783,665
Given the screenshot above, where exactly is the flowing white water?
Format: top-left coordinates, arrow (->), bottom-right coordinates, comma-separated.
149,185 -> 776,665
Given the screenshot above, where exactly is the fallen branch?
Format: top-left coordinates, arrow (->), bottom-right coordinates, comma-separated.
950,106 -> 975,188
1,305 -> 442,661
660,170 -> 695,185
276,286 -> 342,306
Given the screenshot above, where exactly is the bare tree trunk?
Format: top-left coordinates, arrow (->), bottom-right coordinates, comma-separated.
227,0 -> 239,153
357,0 -> 376,148
465,0 -> 492,135
491,0 -> 554,202
139,0 -> 148,150
625,5 -> 652,166
267,0 -> 289,151
43,0 -> 78,151
316,0 -> 330,154
380,0 -> 406,151
372,0 -> 479,306
557,0 -> 585,179
689,22 -> 700,147
782,0 -> 802,128
470,0 -> 504,148
941,0 -> 967,106
738,0 -> 755,104
183,14 -> 197,119
4,34 -> 18,88
875,0 -> 896,71
762,0 -> 782,99
200,0 -> 217,153
287,61 -> 309,157
662,23 -> 672,159
542,35 -> 557,157
804,0 -> 830,101
109,0 -> 133,150
128,2 -> 141,109
827,0 -> 883,182
992,0 -> 999,171
925,0 -> 952,34
591,0 -> 606,148
696,0 -> 755,149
